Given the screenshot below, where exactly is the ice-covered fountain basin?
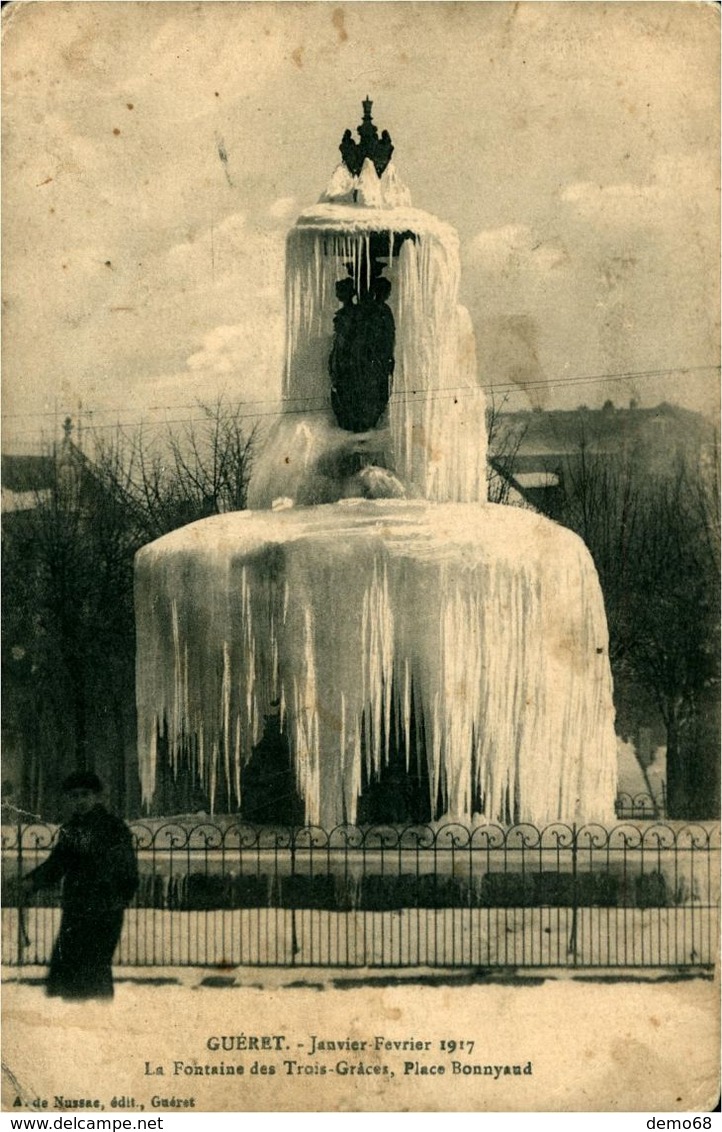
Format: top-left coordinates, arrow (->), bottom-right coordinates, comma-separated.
281,203 -> 486,504
135,499 -> 618,828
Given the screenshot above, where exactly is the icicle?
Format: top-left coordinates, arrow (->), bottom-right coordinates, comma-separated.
222,641 -> 231,801
136,504 -> 618,826
275,207 -> 487,508
136,176 -> 618,829
234,716 -> 241,807
403,657 -> 411,774
365,232 -> 371,294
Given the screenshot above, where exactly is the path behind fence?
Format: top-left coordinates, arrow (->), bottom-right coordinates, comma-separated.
2,820 -> 719,970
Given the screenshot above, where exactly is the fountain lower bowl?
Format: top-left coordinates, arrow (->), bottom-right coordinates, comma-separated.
135,499 -> 618,827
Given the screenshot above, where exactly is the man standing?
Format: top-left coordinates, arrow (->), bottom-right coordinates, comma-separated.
22,772 -> 138,1000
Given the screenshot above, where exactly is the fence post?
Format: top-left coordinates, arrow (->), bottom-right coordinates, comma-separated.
16,816 -> 24,966
568,822 -> 578,965
290,833 -> 297,966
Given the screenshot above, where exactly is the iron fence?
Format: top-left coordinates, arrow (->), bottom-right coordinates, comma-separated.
615,792 -> 666,821
2,820 -> 718,970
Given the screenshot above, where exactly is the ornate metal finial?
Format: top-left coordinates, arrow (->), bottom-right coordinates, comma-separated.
339,98 -> 394,178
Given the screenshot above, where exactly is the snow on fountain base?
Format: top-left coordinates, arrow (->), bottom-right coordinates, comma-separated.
135,499 -> 618,827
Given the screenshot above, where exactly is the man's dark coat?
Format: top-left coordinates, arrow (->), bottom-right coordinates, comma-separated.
27,805 -> 138,999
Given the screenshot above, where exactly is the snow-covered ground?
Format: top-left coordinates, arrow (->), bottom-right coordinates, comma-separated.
2,967 -> 718,1112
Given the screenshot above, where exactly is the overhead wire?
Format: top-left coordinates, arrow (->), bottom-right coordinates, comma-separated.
3,363 -> 718,443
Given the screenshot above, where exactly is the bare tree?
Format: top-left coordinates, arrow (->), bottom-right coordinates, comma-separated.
95,399 -> 257,542
543,430 -> 720,819
3,400 -> 256,819
2,439 -> 139,814
486,393 -> 527,505
624,455 -> 720,819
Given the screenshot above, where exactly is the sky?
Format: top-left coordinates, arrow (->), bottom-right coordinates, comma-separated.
2,1 -> 719,453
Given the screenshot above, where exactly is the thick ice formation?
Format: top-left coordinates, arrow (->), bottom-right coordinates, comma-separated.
320,158 -> 412,208
136,501 -> 618,827
249,195 -> 487,508
135,139 -> 619,827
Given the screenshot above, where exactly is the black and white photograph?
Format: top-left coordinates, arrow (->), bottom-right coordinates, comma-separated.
1,1 -> 719,1114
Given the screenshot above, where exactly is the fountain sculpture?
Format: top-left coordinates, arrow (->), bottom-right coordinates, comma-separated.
135,101 -> 618,827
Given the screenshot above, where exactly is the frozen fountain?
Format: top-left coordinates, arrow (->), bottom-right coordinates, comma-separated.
135,101 -> 618,828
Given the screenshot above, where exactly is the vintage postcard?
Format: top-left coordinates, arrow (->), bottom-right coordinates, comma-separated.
2,0 -> 719,1114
